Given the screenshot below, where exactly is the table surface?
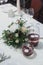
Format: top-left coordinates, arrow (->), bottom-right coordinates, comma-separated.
0,3 -> 43,65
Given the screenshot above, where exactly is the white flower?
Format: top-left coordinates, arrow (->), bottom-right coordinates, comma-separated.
15,39 -> 19,43
21,26 -> 27,33
15,33 -> 19,37
25,38 -> 28,41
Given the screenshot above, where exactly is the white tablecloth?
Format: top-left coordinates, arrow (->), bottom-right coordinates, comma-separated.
0,3 -> 43,65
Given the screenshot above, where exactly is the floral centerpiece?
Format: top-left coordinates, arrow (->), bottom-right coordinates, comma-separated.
2,18 -> 29,48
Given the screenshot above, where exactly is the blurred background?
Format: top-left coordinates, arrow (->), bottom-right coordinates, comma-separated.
0,0 -> 43,24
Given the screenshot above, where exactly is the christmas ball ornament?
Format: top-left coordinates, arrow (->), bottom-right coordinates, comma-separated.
22,43 -> 34,56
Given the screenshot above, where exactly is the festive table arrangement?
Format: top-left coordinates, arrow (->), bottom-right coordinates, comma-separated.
2,18 -> 28,48
0,2 -> 43,65
1,0 -> 40,57
2,17 -> 40,56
